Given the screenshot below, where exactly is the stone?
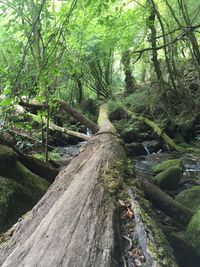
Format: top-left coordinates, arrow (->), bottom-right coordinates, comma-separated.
142,140 -> 161,154
185,209 -> 200,254
153,159 -> 183,175
110,107 -> 128,121
153,166 -> 183,190
175,186 -> 200,212
126,142 -> 146,157
0,145 -> 49,233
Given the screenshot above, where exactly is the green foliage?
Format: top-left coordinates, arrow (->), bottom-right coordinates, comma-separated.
33,150 -> 61,162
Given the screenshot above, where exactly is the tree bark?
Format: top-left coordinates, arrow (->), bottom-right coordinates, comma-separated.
121,50 -> 135,94
0,105 -> 126,267
128,187 -> 178,267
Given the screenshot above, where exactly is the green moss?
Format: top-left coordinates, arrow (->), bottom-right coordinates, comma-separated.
0,145 -> 18,162
153,166 -> 182,190
153,159 -> 183,174
33,150 -> 61,162
185,209 -> 200,253
0,145 -> 49,233
0,175 -> 48,233
131,186 -> 177,266
99,160 -> 125,196
175,186 -> 200,212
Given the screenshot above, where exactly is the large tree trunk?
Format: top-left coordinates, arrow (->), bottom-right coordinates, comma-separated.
0,105 -> 126,267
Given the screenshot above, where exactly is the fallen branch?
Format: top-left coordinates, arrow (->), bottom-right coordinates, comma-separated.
139,176 -> 194,226
124,108 -> 197,153
15,105 -> 90,142
19,99 -> 100,134
56,99 -> 99,133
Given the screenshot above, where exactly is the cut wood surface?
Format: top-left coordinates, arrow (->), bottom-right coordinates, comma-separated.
0,105 -> 125,267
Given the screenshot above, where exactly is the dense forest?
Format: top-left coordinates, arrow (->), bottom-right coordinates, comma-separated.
0,0 -> 200,266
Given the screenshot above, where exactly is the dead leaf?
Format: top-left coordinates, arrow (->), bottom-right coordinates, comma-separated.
126,207 -> 134,219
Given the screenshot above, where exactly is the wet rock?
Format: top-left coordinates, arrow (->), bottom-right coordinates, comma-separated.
175,186 -> 200,212
126,142 -> 146,157
142,140 -> 161,154
153,166 -> 183,190
153,159 -> 183,175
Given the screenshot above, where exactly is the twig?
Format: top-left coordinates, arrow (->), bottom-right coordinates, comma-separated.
123,235 -> 133,250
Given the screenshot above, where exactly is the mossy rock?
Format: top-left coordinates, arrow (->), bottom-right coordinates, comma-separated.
175,186 -> 200,212
0,145 -> 49,233
0,145 -> 18,162
153,166 -> 182,190
0,173 -> 49,233
185,209 -> 200,253
153,159 -> 183,174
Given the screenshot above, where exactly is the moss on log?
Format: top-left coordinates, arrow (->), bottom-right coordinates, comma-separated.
124,108 -> 198,153
128,187 -> 178,267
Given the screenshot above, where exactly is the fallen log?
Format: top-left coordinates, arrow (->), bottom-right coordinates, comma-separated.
0,134 -> 59,183
0,104 -> 126,266
19,99 -> 100,134
18,151 -> 59,183
56,99 -> 100,134
139,176 -> 194,226
15,104 -> 90,141
124,107 -> 198,153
